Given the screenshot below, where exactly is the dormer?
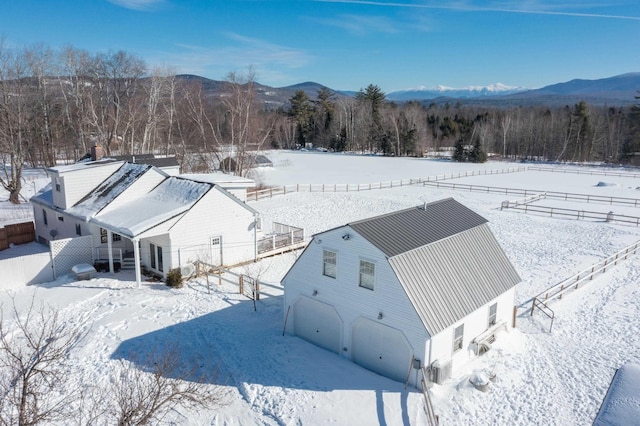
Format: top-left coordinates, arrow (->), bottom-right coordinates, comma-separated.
47,160 -> 124,210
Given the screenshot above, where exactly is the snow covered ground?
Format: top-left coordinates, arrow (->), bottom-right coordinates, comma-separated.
2,151 -> 640,425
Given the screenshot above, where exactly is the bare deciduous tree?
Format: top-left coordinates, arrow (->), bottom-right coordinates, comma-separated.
109,346 -> 227,425
0,298 -> 87,426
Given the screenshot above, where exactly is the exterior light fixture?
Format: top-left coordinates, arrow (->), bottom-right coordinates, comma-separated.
377,312 -> 383,320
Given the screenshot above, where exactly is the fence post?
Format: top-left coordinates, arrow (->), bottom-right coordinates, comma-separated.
239,274 -> 244,294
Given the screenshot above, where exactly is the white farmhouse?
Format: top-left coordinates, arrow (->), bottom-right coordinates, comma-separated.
282,198 -> 521,386
31,158 -> 260,286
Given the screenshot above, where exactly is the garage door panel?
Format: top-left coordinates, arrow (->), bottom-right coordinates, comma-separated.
293,297 -> 342,354
351,318 -> 413,382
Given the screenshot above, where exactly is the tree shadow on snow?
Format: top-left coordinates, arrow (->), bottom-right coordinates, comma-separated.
111,295 -> 417,395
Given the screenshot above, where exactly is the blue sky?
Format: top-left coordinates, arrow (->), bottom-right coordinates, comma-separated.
1,0 -> 639,92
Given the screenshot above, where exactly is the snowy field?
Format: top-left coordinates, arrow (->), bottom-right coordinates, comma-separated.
2,151 -> 640,425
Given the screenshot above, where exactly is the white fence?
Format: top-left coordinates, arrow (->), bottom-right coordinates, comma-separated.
50,235 -> 94,278
0,249 -> 53,288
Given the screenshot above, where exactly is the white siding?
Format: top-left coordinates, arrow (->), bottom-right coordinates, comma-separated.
51,162 -> 122,210
169,187 -> 257,268
283,225 -> 430,374
428,288 -> 515,374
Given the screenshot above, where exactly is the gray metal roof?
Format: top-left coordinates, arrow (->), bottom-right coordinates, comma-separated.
349,198 -> 487,257
388,224 -> 521,335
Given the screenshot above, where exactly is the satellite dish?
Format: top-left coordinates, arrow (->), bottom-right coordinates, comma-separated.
49,229 -> 58,239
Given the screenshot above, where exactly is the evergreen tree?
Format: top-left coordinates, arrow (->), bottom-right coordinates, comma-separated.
452,139 -> 466,162
288,90 -> 314,147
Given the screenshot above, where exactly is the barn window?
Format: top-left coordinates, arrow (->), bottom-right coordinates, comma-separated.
359,260 -> 375,290
42,209 -> 48,226
453,324 -> 464,353
488,303 -> 498,327
322,249 -> 337,278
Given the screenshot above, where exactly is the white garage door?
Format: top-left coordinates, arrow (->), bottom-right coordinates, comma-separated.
293,297 -> 342,354
351,318 -> 413,382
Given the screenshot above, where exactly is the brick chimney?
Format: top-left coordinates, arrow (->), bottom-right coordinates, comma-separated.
91,144 -> 104,161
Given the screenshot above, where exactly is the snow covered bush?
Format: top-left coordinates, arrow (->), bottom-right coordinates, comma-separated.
165,268 -> 183,288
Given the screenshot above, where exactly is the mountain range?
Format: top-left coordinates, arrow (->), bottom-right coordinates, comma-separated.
177,72 -> 640,108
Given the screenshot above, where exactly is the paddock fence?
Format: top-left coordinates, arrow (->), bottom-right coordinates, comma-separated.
423,181 -> 640,208
530,239 -> 640,331
528,166 -> 640,179
246,166 -> 528,201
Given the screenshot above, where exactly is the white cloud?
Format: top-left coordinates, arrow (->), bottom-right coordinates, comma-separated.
310,14 -> 401,35
107,0 -> 165,11
315,0 -> 640,21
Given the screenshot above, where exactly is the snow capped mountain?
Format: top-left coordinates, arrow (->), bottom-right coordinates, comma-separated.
387,83 -> 527,101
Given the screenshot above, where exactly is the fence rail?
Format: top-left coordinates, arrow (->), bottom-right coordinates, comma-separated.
425,181 -> 640,208
248,179 -> 426,201
423,166 -> 527,183
528,166 -> 640,178
257,222 -> 305,255
534,240 -> 640,306
246,167 -> 528,201
503,203 -> 640,226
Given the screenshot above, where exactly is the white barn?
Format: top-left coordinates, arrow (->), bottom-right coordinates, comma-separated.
31,159 -> 260,286
282,198 -> 521,386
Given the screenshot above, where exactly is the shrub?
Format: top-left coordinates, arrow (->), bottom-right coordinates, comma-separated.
165,268 -> 183,288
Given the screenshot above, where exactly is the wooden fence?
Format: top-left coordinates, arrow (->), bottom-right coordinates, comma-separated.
528,166 -> 640,178
425,181 -> 640,208
0,221 -> 35,251
503,203 -> 640,226
530,239 -> 640,331
246,166 -> 527,201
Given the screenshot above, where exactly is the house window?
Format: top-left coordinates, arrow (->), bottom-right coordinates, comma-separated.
149,243 -> 163,272
453,324 -> 464,353
488,303 -> 498,327
57,215 -> 64,222
322,249 -> 337,278
55,177 -> 61,192
157,246 -> 163,272
150,243 -> 156,269
42,209 -> 47,226
101,228 -> 121,243
359,260 -> 375,290
75,224 -> 82,236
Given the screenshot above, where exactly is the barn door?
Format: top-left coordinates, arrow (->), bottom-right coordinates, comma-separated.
351,318 -> 413,382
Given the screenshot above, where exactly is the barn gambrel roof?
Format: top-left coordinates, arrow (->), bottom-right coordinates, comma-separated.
349,198 -> 521,336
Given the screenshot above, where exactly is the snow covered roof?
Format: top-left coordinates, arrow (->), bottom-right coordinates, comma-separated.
593,364 -> 640,426
67,162 -> 153,219
46,158 -> 120,174
91,177 -> 212,238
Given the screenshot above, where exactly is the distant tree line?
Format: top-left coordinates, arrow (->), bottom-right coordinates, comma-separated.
1,42 -> 640,204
